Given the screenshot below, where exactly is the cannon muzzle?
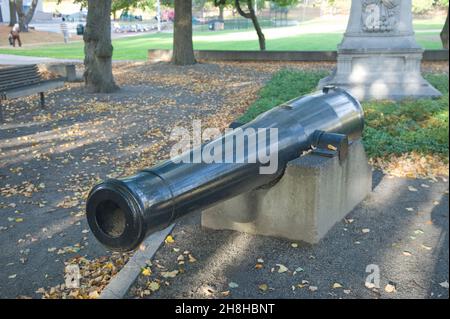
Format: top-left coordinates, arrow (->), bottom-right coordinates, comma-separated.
86,87 -> 364,251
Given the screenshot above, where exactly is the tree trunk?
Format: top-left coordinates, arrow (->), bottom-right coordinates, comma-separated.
235,0 -> 265,50
84,0 -> 119,93
441,11 -> 449,50
15,0 -> 39,32
172,0 -> 196,65
9,0 -> 17,26
219,5 -> 224,20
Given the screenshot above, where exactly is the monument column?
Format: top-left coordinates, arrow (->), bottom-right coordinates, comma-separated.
319,0 -> 441,100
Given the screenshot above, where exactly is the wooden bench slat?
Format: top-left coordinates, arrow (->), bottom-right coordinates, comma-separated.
0,65 -> 38,73
0,71 -> 39,81
0,66 -> 38,77
0,76 -> 42,91
4,80 -> 65,99
0,74 -> 41,85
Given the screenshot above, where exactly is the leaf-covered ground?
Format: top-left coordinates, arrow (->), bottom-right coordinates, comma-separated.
0,61 -> 448,299
0,60 -> 315,298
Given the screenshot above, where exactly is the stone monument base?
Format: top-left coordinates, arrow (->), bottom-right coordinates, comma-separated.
201,140 -> 372,244
319,48 -> 442,101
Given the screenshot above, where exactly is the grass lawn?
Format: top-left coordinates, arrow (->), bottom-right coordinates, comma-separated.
238,70 -> 449,161
0,19 -> 445,60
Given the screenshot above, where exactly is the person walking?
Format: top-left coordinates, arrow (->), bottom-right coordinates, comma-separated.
10,23 -> 22,47
60,17 -> 70,44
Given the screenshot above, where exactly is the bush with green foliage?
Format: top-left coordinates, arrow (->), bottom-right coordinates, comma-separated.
238,70 -> 449,161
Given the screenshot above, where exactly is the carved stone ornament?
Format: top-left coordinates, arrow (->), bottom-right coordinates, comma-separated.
362,0 -> 400,33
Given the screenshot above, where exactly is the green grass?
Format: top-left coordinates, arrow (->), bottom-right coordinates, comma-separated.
238,70 -> 449,160
0,19 -> 445,60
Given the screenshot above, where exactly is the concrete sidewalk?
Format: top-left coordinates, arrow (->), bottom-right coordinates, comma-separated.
0,54 -> 82,66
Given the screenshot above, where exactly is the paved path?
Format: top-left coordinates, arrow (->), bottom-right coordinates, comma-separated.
129,171 -> 449,299
0,54 -> 82,65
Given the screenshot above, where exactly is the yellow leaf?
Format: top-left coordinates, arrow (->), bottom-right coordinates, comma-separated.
105,262 -> 114,269
165,235 -> 175,244
332,283 -> 343,289
327,144 -> 337,151
258,284 -> 268,292
88,291 -> 100,299
142,268 -> 152,276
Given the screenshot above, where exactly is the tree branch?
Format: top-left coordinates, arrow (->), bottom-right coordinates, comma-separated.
234,0 -> 251,19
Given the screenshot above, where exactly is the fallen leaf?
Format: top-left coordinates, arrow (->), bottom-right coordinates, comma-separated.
165,235 -> 175,244
228,282 -> 239,289
362,228 -> 370,234
327,144 -> 337,151
276,264 -> 288,273
365,282 -> 377,289
291,243 -> 298,248
188,254 -> 197,263
421,244 -> 432,251
88,291 -> 99,299
343,289 -> 351,294
141,268 -> 152,277
385,282 -> 396,293
439,281 -> 449,289
309,286 -> 318,292
408,186 -> 418,192
148,281 -> 160,292
258,284 -> 268,292
255,263 -> 264,269
293,267 -> 304,275
403,251 -> 413,256
406,207 -> 414,212
161,270 -> 178,278
332,283 -> 343,289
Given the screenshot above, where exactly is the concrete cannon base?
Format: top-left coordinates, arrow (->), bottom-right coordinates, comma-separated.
201,140 -> 372,244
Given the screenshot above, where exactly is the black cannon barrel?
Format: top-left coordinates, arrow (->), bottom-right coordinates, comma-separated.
86,88 -> 364,251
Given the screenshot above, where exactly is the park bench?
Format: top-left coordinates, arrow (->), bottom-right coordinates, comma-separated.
0,64 -> 65,123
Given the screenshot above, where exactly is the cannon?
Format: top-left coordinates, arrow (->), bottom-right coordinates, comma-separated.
86,87 -> 364,251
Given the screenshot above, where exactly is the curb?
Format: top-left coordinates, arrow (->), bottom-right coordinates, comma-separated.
99,224 -> 175,299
